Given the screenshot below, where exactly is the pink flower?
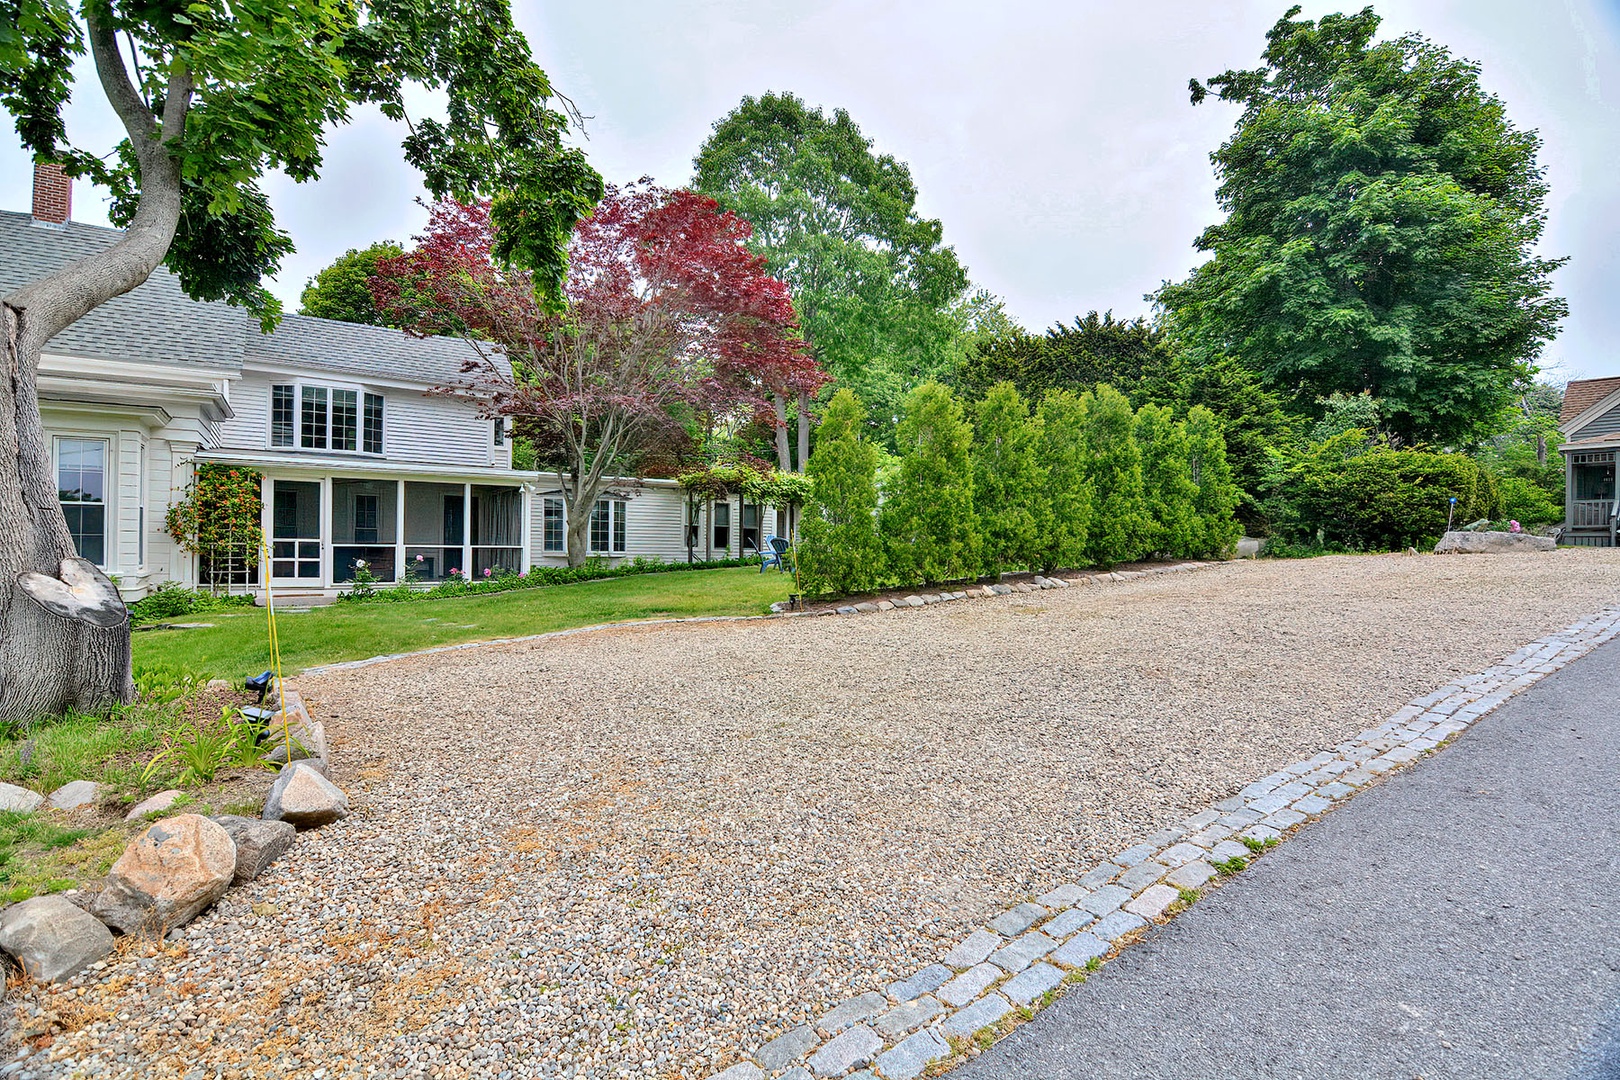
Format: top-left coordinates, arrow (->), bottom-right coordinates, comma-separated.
449,567 -> 461,576
415,553 -> 425,562
519,570 -> 527,578
483,567 -> 492,577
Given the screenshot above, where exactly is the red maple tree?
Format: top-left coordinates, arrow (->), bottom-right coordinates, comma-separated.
373,182 -> 824,565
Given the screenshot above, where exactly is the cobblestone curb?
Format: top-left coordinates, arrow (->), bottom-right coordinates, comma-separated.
707,606 -> 1620,1080
771,562 -> 1217,617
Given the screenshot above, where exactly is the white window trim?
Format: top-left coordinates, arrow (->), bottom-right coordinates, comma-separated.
269,379 -> 385,456
588,498 -> 628,555
53,434 -> 112,570
541,496 -> 567,554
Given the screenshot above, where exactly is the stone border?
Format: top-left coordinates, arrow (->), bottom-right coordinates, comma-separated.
705,606 -> 1620,1080
781,562 -> 1216,616
304,562 -> 1220,675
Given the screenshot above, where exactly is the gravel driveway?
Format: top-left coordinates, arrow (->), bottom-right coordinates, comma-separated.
17,551 -> 1620,1079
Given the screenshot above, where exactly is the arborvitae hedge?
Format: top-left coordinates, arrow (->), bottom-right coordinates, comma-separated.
798,389 -> 884,597
972,382 -> 1045,575
882,382 -> 979,586
1081,385 -> 1151,568
1034,389 -> 1093,573
1136,402 -> 1201,559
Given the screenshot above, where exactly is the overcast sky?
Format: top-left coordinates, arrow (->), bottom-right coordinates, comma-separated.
4,1 -> 1618,378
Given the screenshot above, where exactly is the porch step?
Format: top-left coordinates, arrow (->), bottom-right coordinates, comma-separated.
262,593 -> 340,609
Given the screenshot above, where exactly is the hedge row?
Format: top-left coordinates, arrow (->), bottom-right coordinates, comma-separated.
797,382 -> 1242,598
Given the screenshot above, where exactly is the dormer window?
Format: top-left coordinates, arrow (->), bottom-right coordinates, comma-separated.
271,382 -> 383,454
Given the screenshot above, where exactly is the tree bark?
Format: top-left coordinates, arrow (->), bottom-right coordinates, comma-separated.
796,390 -> 811,473
0,18 -> 191,725
772,394 -> 791,472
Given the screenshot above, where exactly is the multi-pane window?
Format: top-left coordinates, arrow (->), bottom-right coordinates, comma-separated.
57,438 -> 107,566
274,383 -> 384,454
271,385 -> 295,447
712,501 -> 731,551
589,499 -> 627,554
543,498 -> 566,553
353,493 -> 380,543
300,386 -> 328,449
363,394 -> 384,454
332,389 -> 358,452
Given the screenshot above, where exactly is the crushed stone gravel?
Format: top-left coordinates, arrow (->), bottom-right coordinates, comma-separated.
10,550 -> 1620,1079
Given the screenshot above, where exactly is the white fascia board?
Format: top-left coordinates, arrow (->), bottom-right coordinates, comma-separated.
241,360 -> 448,396
39,351 -> 236,421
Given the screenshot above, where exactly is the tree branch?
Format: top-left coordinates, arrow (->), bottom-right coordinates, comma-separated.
85,11 -> 156,145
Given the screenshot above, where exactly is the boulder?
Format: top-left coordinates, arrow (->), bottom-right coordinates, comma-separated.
0,783 -> 42,814
46,780 -> 101,812
1433,530 -> 1556,555
124,789 -> 188,822
91,814 -> 235,935
0,895 -> 114,983
210,815 -> 296,884
260,689 -> 330,768
263,762 -> 349,829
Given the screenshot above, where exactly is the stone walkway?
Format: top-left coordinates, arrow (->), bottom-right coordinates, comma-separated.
707,606 -> 1620,1079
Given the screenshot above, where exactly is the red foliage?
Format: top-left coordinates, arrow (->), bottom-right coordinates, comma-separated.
371,183 -> 824,456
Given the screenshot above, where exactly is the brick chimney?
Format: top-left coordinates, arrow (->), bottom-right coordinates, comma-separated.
31,162 -> 71,227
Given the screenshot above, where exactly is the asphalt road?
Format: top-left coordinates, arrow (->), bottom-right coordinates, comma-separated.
958,636 -> 1620,1080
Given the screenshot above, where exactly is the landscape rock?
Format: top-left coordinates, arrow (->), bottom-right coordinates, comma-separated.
125,789 -> 188,821
1433,530 -> 1555,555
263,761 -> 350,829
0,783 -> 42,813
211,815 -> 297,883
0,895 -> 114,983
262,690 -> 330,766
46,780 -> 101,812
91,814 -> 236,935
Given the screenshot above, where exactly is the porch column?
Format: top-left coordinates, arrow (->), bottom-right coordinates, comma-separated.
463,483 -> 473,579
320,476 -> 333,588
395,479 -> 406,585
520,483 -> 534,572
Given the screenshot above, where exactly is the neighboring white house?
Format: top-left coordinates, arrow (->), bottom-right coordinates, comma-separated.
2,169 -> 781,600
1558,376 -> 1620,547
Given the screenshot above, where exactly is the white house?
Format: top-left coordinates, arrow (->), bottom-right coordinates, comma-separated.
2,167 -> 783,600
1558,376 -> 1620,546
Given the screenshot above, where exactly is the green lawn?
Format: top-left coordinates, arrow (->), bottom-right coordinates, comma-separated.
133,567 -> 794,679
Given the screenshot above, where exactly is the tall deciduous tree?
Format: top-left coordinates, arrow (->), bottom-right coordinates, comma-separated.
881,382 -> 977,586
1034,390 -> 1093,573
693,92 -> 969,460
972,382 -> 1044,575
300,242 -> 406,326
1081,386 -> 1149,568
798,389 -> 883,596
1157,5 -> 1567,446
374,187 -> 815,566
0,0 -> 602,723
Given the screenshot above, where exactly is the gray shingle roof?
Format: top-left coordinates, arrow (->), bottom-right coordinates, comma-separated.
243,311 -> 484,386
0,210 -> 486,386
0,210 -> 243,369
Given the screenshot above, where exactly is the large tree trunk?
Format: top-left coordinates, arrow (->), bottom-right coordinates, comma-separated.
772,394 -> 791,472
0,21 -> 191,725
796,390 -> 811,473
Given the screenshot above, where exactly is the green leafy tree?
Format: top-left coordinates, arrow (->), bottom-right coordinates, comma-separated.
972,382 -> 1044,575
1184,406 -> 1243,557
1034,389 -> 1094,572
797,390 -> 884,596
882,382 -> 978,585
299,242 -> 406,325
1081,385 -> 1150,568
0,0 -> 603,723
693,92 -> 970,460
1158,6 -> 1567,447
1135,404 -> 1200,558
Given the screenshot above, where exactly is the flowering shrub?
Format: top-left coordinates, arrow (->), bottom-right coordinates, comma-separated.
165,465 -> 264,593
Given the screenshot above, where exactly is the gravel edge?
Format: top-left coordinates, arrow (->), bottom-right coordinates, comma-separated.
708,604 -> 1620,1080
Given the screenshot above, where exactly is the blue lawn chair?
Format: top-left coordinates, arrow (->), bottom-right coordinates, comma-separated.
759,535 -> 794,573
